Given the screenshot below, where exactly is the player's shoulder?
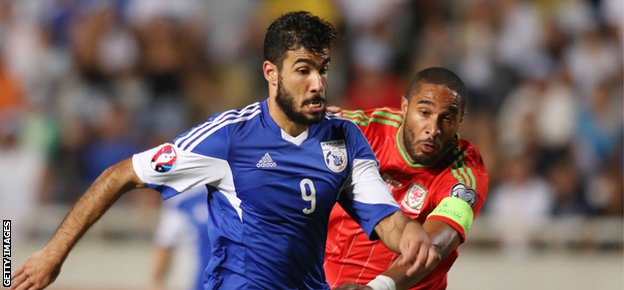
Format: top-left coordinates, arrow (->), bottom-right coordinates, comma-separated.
320,112 -> 360,137
424,139 -> 487,202
445,139 -> 484,169
436,138 -> 487,189
323,111 -> 376,135
340,107 -> 404,129
173,102 -> 262,151
205,102 -> 263,124
324,111 -> 352,124
456,139 -> 485,165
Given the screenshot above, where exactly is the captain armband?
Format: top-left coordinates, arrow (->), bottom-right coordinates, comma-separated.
428,197 -> 474,235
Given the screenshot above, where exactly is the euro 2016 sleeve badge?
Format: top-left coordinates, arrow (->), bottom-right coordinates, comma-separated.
450,183 -> 477,207
151,144 -> 177,173
320,140 -> 348,173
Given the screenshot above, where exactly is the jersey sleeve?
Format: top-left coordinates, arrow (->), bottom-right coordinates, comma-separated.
338,121 -> 400,240
132,119 -> 233,199
426,146 -> 489,242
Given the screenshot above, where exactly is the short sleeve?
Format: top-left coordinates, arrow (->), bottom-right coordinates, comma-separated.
338,122 -> 400,240
132,143 -> 231,199
426,145 -> 489,241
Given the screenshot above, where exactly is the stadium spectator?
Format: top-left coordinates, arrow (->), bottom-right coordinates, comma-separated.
489,151 -> 554,258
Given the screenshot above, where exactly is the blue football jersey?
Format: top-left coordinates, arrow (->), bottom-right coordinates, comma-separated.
133,100 -> 400,290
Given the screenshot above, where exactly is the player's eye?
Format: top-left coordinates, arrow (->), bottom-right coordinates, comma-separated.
297,68 -> 309,75
442,114 -> 454,121
320,66 -> 329,75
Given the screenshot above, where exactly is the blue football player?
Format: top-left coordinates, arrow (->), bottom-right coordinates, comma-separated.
148,186 -> 209,290
12,11 -> 436,290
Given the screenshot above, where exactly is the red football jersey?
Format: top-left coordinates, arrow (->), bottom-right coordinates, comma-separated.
324,108 -> 489,290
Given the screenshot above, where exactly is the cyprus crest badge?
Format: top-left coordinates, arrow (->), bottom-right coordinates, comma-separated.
321,140 -> 348,173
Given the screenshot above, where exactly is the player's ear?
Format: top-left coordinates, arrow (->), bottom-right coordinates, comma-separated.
401,96 -> 408,114
263,61 -> 278,86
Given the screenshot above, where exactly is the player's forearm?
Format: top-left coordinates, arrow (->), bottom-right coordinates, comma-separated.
381,220 -> 461,289
380,252 -> 439,289
44,158 -> 144,261
374,211 -> 410,252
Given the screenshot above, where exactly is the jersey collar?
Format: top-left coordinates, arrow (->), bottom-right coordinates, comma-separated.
260,100 -> 310,146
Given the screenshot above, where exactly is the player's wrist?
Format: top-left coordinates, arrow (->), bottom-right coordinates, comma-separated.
43,244 -> 69,263
367,275 -> 396,290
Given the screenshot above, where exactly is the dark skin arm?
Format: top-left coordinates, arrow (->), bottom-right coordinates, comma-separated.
382,219 -> 461,289
373,211 -> 438,276
11,158 -> 147,290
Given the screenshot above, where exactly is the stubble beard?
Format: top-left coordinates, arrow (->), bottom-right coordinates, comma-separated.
403,127 -> 438,166
402,125 -> 455,167
275,78 -> 325,126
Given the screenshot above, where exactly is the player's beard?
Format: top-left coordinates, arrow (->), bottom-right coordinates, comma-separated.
275,76 -> 326,126
402,129 -> 428,166
403,128 -> 440,166
402,126 -> 451,167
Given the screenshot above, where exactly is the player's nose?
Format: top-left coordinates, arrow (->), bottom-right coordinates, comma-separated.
308,71 -> 325,94
424,119 -> 441,138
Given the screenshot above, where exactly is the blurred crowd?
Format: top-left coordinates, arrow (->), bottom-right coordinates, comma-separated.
0,0 -> 622,249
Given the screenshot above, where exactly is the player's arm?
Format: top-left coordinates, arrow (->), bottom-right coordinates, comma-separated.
334,219 -> 451,290
376,219 -> 461,290
374,211 -> 439,278
369,189 -> 477,290
11,158 -> 146,290
334,220 -> 458,290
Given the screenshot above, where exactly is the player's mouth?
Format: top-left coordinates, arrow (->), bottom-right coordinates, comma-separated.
419,141 -> 439,154
303,97 -> 326,113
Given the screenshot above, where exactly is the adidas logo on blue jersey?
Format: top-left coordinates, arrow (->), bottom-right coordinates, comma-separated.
256,153 -> 277,168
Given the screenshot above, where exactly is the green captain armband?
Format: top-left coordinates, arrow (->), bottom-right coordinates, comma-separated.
428,197 -> 474,235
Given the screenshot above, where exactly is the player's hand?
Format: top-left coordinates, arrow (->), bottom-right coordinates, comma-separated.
396,220 -> 434,276
334,282 -> 372,290
10,249 -> 62,290
327,105 -> 342,114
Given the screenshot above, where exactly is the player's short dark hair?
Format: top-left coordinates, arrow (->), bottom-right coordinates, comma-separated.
406,67 -> 468,114
263,11 -> 338,69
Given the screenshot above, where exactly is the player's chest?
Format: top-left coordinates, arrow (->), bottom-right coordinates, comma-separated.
230,136 -> 349,176
380,167 -> 438,219
226,137 -> 351,213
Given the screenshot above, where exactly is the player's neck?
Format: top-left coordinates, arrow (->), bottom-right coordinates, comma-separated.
267,97 -> 309,137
